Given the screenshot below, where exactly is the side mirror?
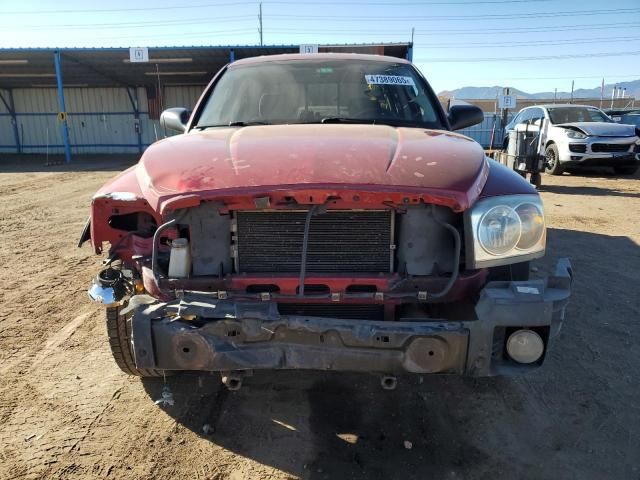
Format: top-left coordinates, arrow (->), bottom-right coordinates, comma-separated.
160,107 -> 189,133
447,104 -> 484,131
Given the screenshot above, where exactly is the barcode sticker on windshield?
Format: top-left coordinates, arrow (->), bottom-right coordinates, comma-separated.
365,75 -> 415,86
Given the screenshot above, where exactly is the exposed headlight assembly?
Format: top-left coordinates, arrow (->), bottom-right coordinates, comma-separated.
465,194 -> 546,268
564,128 -> 587,139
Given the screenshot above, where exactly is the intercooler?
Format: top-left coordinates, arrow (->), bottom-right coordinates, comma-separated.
234,210 -> 393,274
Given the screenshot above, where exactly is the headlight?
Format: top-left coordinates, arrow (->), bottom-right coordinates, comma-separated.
478,206 -> 521,255
465,194 -> 546,268
564,129 -> 587,139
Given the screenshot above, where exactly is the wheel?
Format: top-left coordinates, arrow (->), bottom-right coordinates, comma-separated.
544,144 -> 563,175
106,306 -> 163,377
488,261 -> 530,282
613,166 -> 639,175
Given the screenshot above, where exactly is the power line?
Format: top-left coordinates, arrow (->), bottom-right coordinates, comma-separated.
92,28 -> 257,41
414,36 -> 640,49
268,0 -> 552,4
4,16 -> 255,31
265,22 -> 638,36
0,2 -> 255,14
267,8 -> 640,21
0,0 -> 554,14
415,22 -> 640,35
9,7 -> 639,30
468,74 -> 640,81
414,50 -> 640,62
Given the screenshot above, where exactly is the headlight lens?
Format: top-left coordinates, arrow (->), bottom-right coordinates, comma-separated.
466,194 -> 546,268
515,203 -> 545,250
478,206 -> 521,255
565,129 -> 587,139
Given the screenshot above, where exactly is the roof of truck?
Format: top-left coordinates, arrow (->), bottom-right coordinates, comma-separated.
231,52 -> 412,66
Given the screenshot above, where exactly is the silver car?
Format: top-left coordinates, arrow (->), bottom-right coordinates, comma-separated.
504,104 -> 640,175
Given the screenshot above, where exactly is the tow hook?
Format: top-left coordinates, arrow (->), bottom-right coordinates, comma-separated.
381,376 -> 397,390
221,371 -> 250,391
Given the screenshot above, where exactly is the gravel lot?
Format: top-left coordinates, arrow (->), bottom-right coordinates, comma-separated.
1,154 -> 639,480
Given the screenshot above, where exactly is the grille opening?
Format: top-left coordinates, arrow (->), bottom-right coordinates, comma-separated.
278,303 -> 384,320
296,284 -> 330,295
568,143 -> 587,153
246,284 -> 280,294
346,284 -> 378,294
592,143 -> 631,153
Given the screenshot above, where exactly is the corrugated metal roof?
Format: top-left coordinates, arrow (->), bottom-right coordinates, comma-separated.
0,43 -> 411,89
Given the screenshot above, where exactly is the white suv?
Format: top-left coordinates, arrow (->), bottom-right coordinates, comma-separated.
503,104 -> 640,175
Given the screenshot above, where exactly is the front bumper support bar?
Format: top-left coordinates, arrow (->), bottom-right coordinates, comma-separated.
131,259 -> 572,377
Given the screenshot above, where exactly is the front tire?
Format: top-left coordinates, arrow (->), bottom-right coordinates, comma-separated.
106,306 -> 163,377
544,144 -> 563,175
614,166 -> 639,175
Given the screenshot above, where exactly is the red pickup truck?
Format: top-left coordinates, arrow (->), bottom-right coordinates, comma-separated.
81,53 -> 572,390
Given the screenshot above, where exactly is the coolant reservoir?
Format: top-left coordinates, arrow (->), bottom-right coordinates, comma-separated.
168,238 -> 191,278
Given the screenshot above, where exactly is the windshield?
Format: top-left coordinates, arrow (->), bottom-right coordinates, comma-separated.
547,107 -> 612,124
195,59 -> 442,129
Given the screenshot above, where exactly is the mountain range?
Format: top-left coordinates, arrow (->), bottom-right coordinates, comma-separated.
438,79 -> 640,101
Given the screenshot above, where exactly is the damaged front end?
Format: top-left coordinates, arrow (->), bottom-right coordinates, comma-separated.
127,259 -> 572,378
83,151 -> 572,384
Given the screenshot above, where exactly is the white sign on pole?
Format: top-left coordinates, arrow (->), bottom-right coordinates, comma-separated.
129,47 -> 149,63
299,44 -> 319,54
498,94 -> 517,109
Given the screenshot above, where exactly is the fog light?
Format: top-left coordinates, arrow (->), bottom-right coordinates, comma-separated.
506,329 -> 544,364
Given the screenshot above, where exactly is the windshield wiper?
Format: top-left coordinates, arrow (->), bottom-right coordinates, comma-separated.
196,120 -> 271,129
320,117 -> 376,124
320,117 -> 426,128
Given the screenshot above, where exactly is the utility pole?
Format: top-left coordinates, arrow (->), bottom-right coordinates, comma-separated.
599,78 -> 604,109
258,3 -> 263,46
407,27 -> 415,61
570,80 -> 574,104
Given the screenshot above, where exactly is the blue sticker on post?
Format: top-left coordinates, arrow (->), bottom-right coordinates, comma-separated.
365,75 -> 415,86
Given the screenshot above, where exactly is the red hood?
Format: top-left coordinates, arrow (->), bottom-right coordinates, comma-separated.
136,124 -> 488,213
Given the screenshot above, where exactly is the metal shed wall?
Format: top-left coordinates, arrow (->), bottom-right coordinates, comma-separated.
0,85 -> 205,154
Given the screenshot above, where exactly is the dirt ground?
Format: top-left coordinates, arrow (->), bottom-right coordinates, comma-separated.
0,154 -> 639,480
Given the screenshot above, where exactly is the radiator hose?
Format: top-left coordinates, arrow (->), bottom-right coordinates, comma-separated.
427,204 -> 461,299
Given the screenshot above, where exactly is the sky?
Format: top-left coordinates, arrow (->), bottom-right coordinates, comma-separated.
0,0 -> 639,93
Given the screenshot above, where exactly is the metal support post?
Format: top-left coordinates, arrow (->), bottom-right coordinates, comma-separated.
126,86 -> 143,154
0,89 -> 21,153
53,51 -> 72,163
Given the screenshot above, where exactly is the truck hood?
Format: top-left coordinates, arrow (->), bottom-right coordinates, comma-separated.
136,124 -> 489,213
555,122 -> 637,137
